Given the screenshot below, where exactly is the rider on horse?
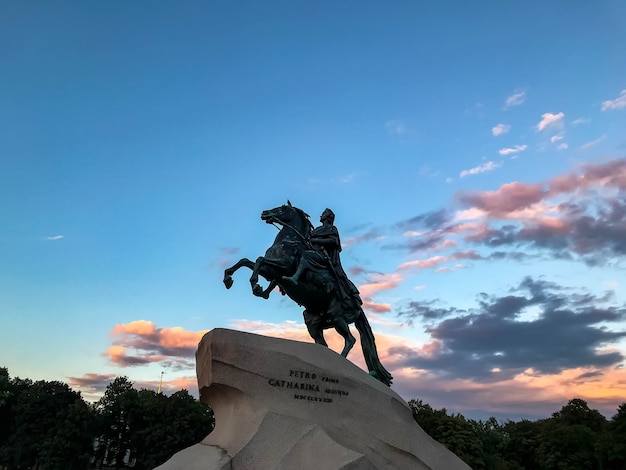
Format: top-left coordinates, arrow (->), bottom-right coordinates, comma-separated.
283,208 -> 362,310
223,202 -> 393,386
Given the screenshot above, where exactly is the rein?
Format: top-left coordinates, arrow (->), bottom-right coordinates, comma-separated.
271,220 -> 312,248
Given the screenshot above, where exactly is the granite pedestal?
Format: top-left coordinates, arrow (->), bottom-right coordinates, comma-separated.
156,328 -> 470,470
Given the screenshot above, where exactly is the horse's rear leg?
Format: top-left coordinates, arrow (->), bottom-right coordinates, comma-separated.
334,317 -> 356,358
305,312 -> 328,347
223,258 -> 255,289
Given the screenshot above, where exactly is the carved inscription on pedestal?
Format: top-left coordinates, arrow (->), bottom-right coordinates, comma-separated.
267,369 -> 350,403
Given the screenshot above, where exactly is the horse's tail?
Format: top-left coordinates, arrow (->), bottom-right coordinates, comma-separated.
354,311 -> 393,386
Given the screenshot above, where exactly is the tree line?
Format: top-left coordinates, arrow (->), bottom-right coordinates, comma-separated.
2,366 -> 625,469
0,367 -> 214,469
409,397 -> 626,469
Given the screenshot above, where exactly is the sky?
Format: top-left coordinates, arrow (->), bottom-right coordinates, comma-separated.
1,1 -> 626,421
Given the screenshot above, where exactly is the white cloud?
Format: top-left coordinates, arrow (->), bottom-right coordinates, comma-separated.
499,144 -> 527,156
557,143 -> 568,151
414,285 -> 427,291
579,134 -> 607,151
385,119 -> 407,135
459,161 -> 502,178
491,123 -> 511,136
550,133 -> 564,143
601,90 -> 626,111
45,235 -> 64,240
505,91 -> 525,108
445,177 -> 453,184
536,112 -> 564,131
571,117 -> 590,125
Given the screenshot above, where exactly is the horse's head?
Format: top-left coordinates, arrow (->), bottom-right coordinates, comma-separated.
261,201 -> 313,233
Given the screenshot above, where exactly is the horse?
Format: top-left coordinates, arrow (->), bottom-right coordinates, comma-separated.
223,201 -> 393,386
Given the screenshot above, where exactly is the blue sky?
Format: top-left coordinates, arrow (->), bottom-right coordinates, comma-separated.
1,1 -> 626,420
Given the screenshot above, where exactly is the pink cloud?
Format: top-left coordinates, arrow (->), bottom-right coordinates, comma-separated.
399,251 -> 482,272
459,159 -> 626,220
362,300 -> 392,313
103,345 -> 166,367
399,255 -> 447,271
457,181 -> 547,216
104,321 -> 208,368
357,273 -> 402,298
342,229 -> 382,248
160,327 -> 205,348
111,319 -> 156,336
68,373 -> 117,392
391,365 -> 626,418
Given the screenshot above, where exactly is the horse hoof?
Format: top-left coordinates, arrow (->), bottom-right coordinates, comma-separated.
252,285 -> 263,296
224,278 -> 233,289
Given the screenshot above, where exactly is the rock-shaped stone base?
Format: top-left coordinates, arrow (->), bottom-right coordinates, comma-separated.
156,329 -> 470,470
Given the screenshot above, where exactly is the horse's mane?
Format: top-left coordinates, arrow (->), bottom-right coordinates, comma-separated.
293,206 -> 314,232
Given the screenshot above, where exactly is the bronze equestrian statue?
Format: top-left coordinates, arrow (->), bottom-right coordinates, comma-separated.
223,201 -> 393,386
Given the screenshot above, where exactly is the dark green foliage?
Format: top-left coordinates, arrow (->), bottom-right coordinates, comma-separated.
129,389 -> 215,469
596,403 -> 626,469
38,400 -> 98,470
469,417 -> 510,470
0,368 -> 213,470
94,376 -> 139,468
93,377 -> 215,469
410,397 -> 620,470
0,371 -> 95,470
409,399 -> 486,469
503,418 -> 544,469
537,399 -> 607,470
539,422 -> 598,470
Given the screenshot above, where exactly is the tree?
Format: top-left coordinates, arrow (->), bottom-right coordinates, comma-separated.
94,376 -> 139,469
596,403 -> 626,469
38,399 -> 97,470
537,398 -> 607,470
502,418 -> 544,469
552,398 -> 607,432
130,388 -> 214,469
470,417 -> 510,470
93,377 -> 214,469
0,377 -> 93,470
409,399 -> 485,469
0,368 -> 12,459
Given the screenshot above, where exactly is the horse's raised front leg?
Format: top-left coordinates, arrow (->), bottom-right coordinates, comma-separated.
250,256 -> 268,297
260,280 -> 278,299
223,258 -> 255,289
